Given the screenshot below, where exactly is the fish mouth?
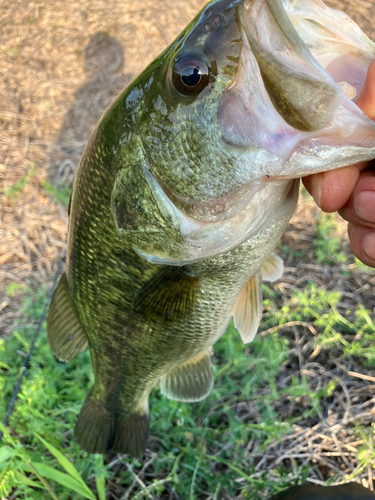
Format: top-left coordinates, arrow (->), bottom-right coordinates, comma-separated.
220,0 -> 375,164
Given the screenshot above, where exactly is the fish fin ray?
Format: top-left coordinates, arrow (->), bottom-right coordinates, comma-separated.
160,347 -> 213,402
47,272 -> 88,361
233,272 -> 262,344
133,266 -> 199,322
74,392 -> 114,454
111,411 -> 149,457
261,252 -> 283,282
75,392 -> 149,457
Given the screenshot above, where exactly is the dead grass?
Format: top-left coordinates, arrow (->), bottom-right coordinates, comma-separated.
1,0 -> 375,495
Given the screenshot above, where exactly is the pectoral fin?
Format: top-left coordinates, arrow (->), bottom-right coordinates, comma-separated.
133,266 -> 200,322
47,272 -> 88,361
261,252 -> 283,282
233,272 -> 263,344
160,348 -> 213,402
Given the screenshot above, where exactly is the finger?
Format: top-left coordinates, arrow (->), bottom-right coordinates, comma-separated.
339,169 -> 375,228
348,223 -> 375,267
303,165 -> 361,213
302,60 -> 375,212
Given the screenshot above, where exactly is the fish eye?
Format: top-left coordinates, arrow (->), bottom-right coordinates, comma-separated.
172,57 -> 210,96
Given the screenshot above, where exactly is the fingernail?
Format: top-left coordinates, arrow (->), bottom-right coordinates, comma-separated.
311,174 -> 322,208
363,232 -> 375,261
354,191 -> 375,222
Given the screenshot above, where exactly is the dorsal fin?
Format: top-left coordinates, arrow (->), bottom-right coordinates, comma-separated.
232,272 -> 263,344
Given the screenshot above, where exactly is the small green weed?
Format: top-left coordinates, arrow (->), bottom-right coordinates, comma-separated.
8,48 -> 20,57
5,283 -> 25,297
43,181 -> 71,206
314,213 -> 347,264
2,164 -> 36,200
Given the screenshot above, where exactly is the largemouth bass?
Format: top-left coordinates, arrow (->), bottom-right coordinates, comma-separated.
47,0 -> 375,457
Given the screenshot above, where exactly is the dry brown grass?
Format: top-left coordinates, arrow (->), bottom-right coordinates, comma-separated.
1,0 -> 375,496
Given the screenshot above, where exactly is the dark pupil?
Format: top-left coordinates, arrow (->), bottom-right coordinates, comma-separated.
181,66 -> 201,87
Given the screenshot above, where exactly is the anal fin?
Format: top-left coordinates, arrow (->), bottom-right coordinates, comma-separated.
233,272 -> 263,344
47,272 -> 88,361
160,348 -> 213,402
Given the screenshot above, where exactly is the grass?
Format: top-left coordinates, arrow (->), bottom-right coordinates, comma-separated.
1,164 -> 36,201
43,182 -> 71,207
313,213 -> 348,265
1,232 -> 375,499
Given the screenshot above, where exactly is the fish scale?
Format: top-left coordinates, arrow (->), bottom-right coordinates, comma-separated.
47,0 -> 375,456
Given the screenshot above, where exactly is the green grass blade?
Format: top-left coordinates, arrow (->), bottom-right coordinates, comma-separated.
95,474 -> 106,500
0,446 -> 17,463
29,462 -> 96,500
94,455 -> 106,500
34,433 -> 86,484
0,423 -> 16,446
14,470 -> 44,489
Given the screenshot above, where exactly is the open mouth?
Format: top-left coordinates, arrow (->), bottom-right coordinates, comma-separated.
220,0 -> 375,173
240,0 -> 374,118
138,0 -> 375,265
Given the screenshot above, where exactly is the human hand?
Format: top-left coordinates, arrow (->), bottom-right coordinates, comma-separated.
303,60 -> 375,268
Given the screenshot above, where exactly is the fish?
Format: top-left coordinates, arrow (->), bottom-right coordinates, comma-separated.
47,0 -> 375,457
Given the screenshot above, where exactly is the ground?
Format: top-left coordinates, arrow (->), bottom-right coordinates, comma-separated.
0,1 -> 375,499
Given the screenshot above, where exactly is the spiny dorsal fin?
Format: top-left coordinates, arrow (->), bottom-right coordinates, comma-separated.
261,252 -> 283,282
47,272 -> 88,361
133,266 -> 200,322
160,348 -> 213,402
232,272 -> 262,344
